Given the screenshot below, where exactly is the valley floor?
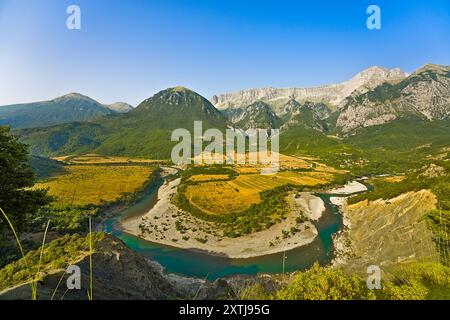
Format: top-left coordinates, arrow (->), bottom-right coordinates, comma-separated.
120,169 -> 320,259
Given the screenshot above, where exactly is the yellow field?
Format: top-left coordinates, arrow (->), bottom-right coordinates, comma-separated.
383,176 -> 406,183
278,154 -> 311,169
35,165 -> 154,205
186,181 -> 259,215
235,167 -> 261,174
185,169 -> 334,215
192,152 -> 318,170
189,174 -> 230,182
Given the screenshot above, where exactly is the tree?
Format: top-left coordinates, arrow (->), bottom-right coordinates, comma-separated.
0,127 -> 52,232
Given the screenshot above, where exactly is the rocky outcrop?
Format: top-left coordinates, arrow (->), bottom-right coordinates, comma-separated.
0,235 -> 236,300
281,99 -> 331,132
0,235 -> 176,300
333,190 -> 439,274
223,101 -> 279,130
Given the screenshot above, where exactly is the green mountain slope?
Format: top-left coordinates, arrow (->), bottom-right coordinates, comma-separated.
28,156 -> 67,180
0,93 -> 115,129
346,118 -> 450,152
19,122 -> 108,156
343,118 -> 450,173
94,87 -> 228,158
18,87 -> 228,159
280,117 -> 450,175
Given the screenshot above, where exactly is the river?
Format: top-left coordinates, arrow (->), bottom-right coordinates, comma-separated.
103,174 -> 368,280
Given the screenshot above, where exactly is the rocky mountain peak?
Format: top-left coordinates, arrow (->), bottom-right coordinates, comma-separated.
356,66 -> 407,78
416,63 -> 449,73
106,102 -> 134,113
349,66 -> 408,89
132,87 -> 227,129
53,92 -> 101,104
331,66 -> 408,107
280,100 -> 331,132
141,87 -> 205,107
335,63 -> 450,134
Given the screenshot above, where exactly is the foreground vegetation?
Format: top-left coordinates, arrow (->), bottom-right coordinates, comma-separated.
0,233 -> 105,292
2,233 -> 449,300
242,262 -> 450,300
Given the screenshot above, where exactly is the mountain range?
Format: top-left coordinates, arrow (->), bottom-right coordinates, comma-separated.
0,93 -> 133,129
336,64 -> 450,134
216,64 -> 449,135
5,63 -> 450,170
211,66 -> 408,112
18,87 -> 228,158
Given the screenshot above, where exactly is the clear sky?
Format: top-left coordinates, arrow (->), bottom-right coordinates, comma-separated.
0,0 -> 449,106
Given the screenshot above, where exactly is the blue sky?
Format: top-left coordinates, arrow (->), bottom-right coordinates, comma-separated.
0,0 -> 449,106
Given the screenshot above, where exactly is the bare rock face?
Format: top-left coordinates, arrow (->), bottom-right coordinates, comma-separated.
336,64 -> 450,134
334,190 -> 438,274
280,99 -> 331,132
211,66 -> 407,112
0,235 -> 240,301
223,101 -> 279,130
0,235 -> 177,300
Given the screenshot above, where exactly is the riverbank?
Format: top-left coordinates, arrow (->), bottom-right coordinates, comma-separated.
120,174 -> 319,259
327,181 -> 368,195
293,192 -> 326,221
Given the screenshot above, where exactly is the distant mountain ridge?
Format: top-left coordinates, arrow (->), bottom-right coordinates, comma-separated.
335,64 -> 450,134
0,93 -> 133,129
211,66 -> 408,113
214,64 -> 449,136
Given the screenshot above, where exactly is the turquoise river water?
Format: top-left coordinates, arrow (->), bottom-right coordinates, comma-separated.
104,176 -> 365,280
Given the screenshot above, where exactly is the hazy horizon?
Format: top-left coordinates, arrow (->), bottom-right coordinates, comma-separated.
1,0 -> 449,106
